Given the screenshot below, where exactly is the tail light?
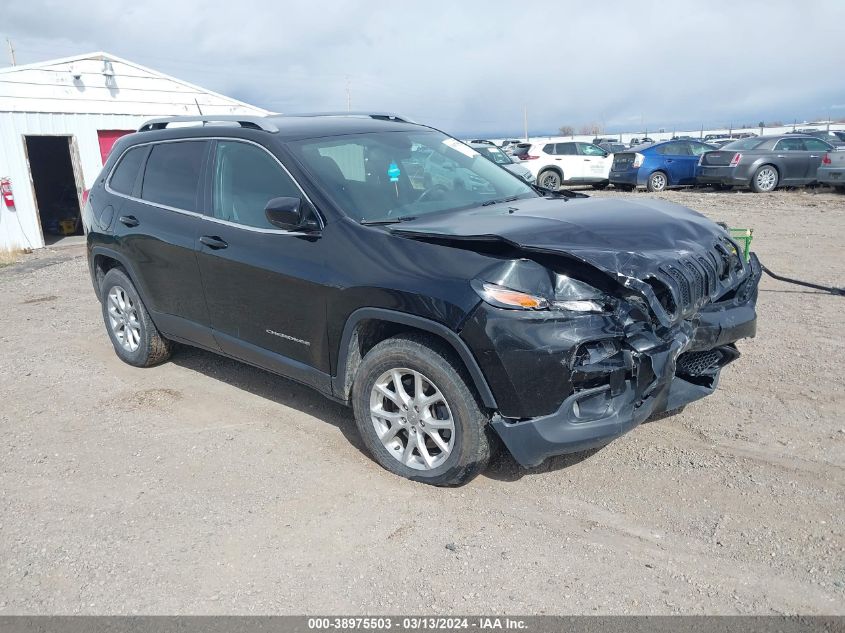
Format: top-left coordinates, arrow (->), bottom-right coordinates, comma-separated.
822,153 -> 832,165
518,154 -> 539,161
82,189 -> 90,205
730,153 -> 742,167
632,153 -> 644,168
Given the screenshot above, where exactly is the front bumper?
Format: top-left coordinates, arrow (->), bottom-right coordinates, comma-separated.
473,254 -> 761,468
696,165 -> 750,187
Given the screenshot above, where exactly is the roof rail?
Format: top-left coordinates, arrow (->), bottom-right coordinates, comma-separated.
283,111 -> 414,123
138,115 -> 278,133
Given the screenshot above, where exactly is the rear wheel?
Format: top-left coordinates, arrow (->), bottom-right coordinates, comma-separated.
538,169 -> 562,192
750,165 -> 778,193
351,334 -> 493,486
646,171 -> 668,192
100,268 -> 171,367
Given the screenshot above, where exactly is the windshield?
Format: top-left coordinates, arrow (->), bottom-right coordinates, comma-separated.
478,146 -> 512,165
722,138 -> 767,150
289,130 -> 537,222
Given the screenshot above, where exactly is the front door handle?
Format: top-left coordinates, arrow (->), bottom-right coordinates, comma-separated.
200,235 -> 228,250
809,155 -> 820,158
583,159 -> 590,162
119,215 -> 139,227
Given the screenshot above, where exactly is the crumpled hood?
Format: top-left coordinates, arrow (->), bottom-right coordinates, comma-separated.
391,195 -> 749,327
390,195 -> 725,276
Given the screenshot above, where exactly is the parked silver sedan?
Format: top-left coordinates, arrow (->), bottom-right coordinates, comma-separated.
469,142 -> 535,183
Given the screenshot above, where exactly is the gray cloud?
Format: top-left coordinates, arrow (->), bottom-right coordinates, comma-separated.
6,0 -> 845,136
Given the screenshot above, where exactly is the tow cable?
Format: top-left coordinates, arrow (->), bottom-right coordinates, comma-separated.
760,263 -> 845,296
724,226 -> 844,297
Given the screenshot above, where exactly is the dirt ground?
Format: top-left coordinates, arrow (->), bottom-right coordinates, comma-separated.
0,187 -> 843,615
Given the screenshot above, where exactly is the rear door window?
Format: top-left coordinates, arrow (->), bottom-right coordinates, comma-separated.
141,141 -> 208,211
803,138 -> 832,152
554,143 -> 577,155
109,146 -> 146,195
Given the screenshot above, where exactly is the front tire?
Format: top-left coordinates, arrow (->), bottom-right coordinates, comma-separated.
537,169 -> 562,192
750,165 -> 779,193
646,171 -> 668,192
351,334 -> 493,486
100,268 -> 171,367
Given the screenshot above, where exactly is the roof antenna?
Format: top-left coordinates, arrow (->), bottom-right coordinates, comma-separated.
194,98 -> 204,121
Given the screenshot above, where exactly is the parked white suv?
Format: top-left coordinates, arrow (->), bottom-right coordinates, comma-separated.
514,141 -> 613,190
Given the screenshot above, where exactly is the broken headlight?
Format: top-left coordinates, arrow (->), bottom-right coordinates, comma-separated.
552,274 -> 608,313
472,275 -> 610,314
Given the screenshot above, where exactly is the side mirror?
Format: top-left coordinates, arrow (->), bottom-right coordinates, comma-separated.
265,197 -> 310,230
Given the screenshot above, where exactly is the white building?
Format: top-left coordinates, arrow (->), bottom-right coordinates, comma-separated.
0,52 -> 269,251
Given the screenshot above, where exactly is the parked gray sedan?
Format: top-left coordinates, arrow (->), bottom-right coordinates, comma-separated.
696,135 -> 834,192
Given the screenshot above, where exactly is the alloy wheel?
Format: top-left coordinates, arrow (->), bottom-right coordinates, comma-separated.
650,173 -> 667,191
541,172 -> 560,190
369,368 -> 455,470
756,167 -> 777,191
106,285 -> 141,352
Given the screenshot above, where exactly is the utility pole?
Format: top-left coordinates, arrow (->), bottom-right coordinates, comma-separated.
523,106 -> 528,142
6,38 -> 16,66
345,75 -> 351,112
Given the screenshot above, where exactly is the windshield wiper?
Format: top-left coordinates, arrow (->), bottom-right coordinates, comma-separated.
360,216 -> 418,226
530,184 -> 589,199
481,195 -> 520,206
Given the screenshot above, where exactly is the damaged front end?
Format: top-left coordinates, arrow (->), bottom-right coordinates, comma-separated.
440,245 -> 757,471
459,244 -> 760,468
391,197 -> 762,468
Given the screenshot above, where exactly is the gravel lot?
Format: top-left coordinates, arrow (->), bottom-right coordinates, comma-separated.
0,188 -> 843,615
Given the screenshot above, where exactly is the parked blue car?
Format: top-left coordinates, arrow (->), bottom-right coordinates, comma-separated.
610,140 -> 716,192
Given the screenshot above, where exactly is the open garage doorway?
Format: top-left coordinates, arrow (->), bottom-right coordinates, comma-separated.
24,135 -> 84,247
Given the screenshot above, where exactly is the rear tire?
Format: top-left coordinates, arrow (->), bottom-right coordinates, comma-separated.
100,268 -> 172,367
538,169 -> 562,192
591,181 -> 609,190
646,171 -> 668,192
750,165 -> 779,193
351,334 -> 493,486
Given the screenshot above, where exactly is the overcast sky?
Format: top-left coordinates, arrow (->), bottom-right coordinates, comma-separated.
6,0 -> 845,136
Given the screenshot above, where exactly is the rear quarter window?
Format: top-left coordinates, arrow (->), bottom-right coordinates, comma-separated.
109,146 -> 146,195
141,141 -> 207,211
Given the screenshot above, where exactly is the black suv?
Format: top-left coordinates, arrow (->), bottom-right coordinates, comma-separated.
83,113 -> 761,486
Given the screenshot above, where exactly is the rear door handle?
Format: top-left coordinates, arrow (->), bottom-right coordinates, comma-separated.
119,215 -> 139,227
200,235 -> 228,250
809,155 -> 820,158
